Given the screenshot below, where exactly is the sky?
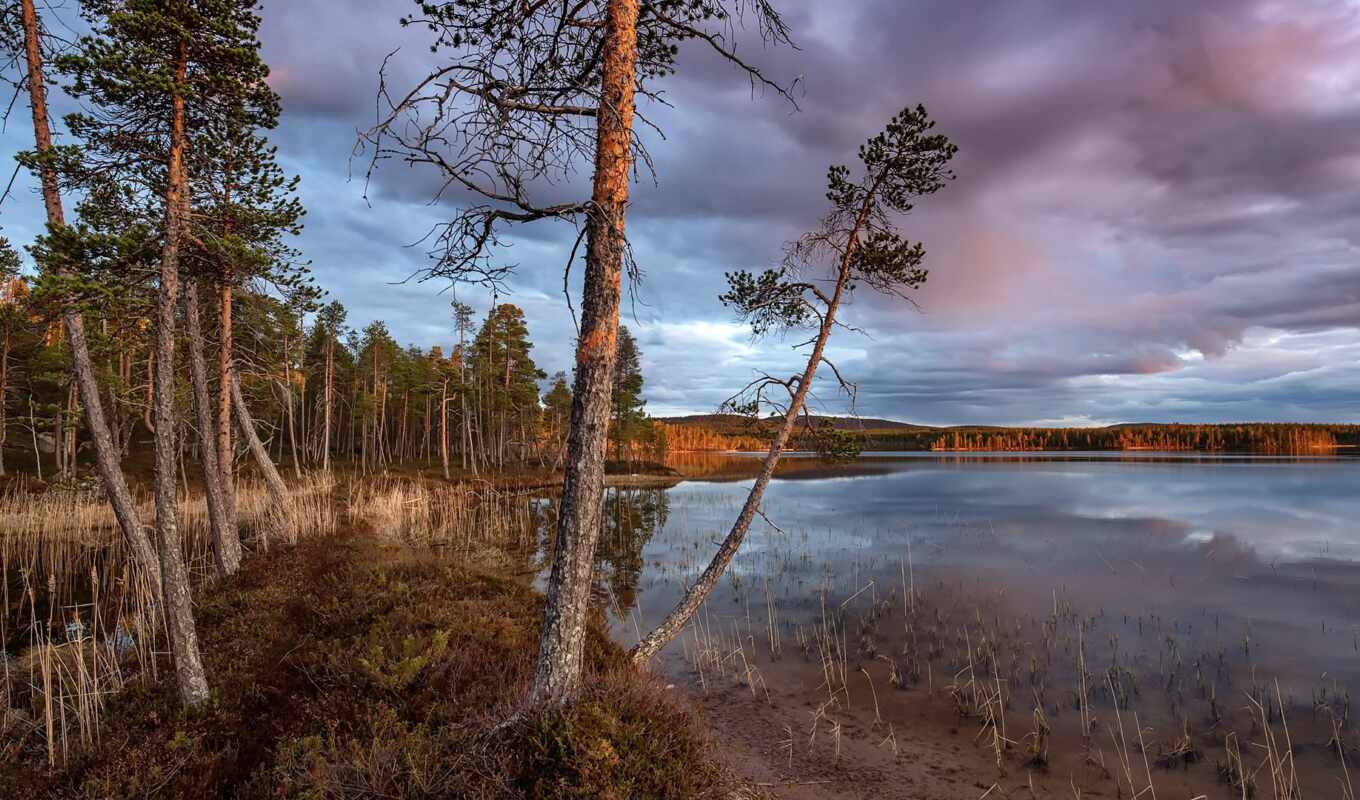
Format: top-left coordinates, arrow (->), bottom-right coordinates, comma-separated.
3,0 -> 1359,426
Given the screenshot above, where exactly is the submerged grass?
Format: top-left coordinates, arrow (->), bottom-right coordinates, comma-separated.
0,510 -> 741,799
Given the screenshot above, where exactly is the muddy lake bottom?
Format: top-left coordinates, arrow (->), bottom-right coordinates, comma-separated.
562,452 -> 1360,798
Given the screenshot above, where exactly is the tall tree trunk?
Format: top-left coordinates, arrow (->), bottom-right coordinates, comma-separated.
0,324 -> 8,477
282,333 -> 301,478
143,354 -> 155,435
183,280 -> 241,575
216,279 -> 237,539
231,373 -> 288,504
65,381 -> 76,474
153,39 -> 211,706
398,389 -> 408,462
29,398 -> 41,481
527,0 -> 639,709
19,0 -> 160,586
439,378 -> 450,480
461,390 -> 472,473
322,334 -> 333,471
299,373 -> 309,464
52,394 -> 63,476
283,380 -> 301,478
373,353 -> 384,467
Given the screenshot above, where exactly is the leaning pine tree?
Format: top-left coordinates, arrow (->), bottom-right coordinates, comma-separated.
631,105 -> 958,662
362,0 -> 796,709
58,0 -> 283,706
8,0 -> 162,587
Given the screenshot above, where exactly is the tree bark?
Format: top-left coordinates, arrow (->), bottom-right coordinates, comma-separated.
322,332 -> 333,471
19,0 -> 160,586
183,280 -> 241,575
439,378 -> 450,480
231,373 -> 288,504
628,334 -> 827,662
153,38 -> 211,706
0,324 -> 8,477
281,333 -> 301,478
216,279 -> 238,538
527,0 -> 639,708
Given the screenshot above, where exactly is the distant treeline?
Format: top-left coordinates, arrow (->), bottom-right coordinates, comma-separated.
655,422 -> 768,453
917,424 -> 1356,454
660,418 -> 1360,455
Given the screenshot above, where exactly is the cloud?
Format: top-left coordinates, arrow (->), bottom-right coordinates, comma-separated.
2,0 -> 1357,424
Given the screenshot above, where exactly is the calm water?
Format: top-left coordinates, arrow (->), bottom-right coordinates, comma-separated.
590,451 -> 1360,691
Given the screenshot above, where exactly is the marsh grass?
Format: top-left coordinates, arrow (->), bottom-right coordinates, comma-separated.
2,474 -> 741,799
345,475 -> 540,553
0,474 -> 340,767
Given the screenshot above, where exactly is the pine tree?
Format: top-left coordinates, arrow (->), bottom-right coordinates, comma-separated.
0,239 -> 24,478
55,0 -> 289,707
312,300 -> 347,470
451,301 -> 476,472
365,0 -> 795,708
611,326 -> 646,461
187,90 -> 307,540
10,0 -> 163,592
632,106 -> 958,663
544,371 -> 573,468
471,305 -> 545,467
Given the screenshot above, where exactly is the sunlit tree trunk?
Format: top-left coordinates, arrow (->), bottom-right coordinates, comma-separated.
183,279 -> 241,575
19,0 -> 161,586
440,378 -> 450,480
322,332 -> 333,471
528,0 -> 639,708
217,278 -> 237,537
154,39 -> 211,706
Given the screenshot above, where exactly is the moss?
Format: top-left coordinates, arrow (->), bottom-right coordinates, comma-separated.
0,527 -> 740,799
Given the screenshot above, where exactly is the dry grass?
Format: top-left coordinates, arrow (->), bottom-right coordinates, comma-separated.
2,517 -> 742,799
344,476 -> 539,552
1,473 -> 559,772
0,474 -> 340,767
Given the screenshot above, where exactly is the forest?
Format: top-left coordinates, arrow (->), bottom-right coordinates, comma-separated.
0,271 -> 662,482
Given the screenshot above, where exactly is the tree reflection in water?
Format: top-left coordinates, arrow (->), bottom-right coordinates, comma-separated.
594,488 -> 669,616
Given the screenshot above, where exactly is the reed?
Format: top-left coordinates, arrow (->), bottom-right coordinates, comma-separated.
344,477 -> 537,552
1,475 -> 342,764
1247,680 -> 1302,800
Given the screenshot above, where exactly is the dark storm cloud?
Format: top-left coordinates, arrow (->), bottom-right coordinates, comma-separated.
3,0 -> 1357,424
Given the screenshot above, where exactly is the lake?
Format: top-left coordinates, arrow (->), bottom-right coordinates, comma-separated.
576,451 -> 1360,796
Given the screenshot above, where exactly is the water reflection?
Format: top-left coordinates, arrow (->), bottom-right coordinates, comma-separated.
591,452 -> 1360,689
595,488 -> 669,613
544,453 -> 1360,794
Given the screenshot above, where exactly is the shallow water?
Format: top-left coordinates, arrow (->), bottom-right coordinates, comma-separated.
575,451 -> 1360,795
610,453 -> 1359,664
